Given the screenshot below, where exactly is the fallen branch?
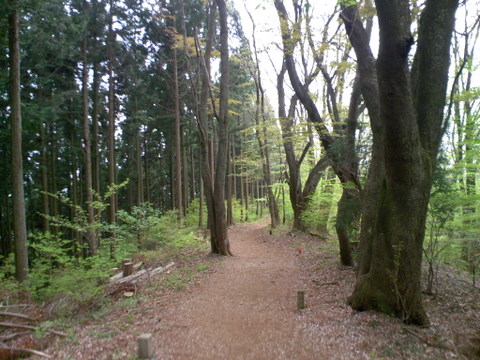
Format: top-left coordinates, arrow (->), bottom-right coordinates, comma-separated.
0,322 -> 67,337
115,262 -> 175,285
109,262 -> 144,283
0,347 -> 52,359
0,311 -> 40,322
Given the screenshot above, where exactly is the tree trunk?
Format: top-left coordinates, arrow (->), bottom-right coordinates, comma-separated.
9,1 -> 28,281
40,122 -> 50,233
135,131 -> 144,205
107,0 -> 116,225
182,127 -> 189,215
210,0 -> 231,255
172,25 -> 183,223
226,135 -> 234,226
247,9 -> 280,228
81,0 -> 97,255
275,5 -> 359,257
342,0 -> 459,325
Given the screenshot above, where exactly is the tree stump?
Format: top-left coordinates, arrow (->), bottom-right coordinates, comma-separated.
123,262 -> 134,277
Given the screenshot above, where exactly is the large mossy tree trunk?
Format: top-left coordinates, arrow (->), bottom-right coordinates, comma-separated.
342,0 -> 459,325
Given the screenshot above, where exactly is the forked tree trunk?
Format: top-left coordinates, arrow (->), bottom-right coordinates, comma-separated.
195,1 -> 231,255
342,0 -> 459,325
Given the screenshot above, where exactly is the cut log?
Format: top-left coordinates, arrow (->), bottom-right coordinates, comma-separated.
109,262 -> 144,283
0,322 -> 67,337
114,262 -> 175,285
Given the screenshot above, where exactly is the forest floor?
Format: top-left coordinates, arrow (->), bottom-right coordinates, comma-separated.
2,221 -> 480,359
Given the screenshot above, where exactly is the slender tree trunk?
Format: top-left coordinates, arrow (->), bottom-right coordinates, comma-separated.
81,0 -> 97,255
9,1 -> 28,281
135,131 -> 144,205
40,122 -> 50,233
144,134 -> 151,203
227,135 -> 234,226
209,0 -> 232,255
182,128 -> 189,215
92,63 -> 100,198
247,9 -> 280,227
172,25 -> 183,223
107,0 -> 116,225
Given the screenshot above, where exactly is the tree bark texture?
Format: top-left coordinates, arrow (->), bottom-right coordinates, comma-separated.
341,0 -> 459,325
9,0 -> 29,281
194,1 -> 231,255
107,0 -> 116,225
210,0 -> 232,255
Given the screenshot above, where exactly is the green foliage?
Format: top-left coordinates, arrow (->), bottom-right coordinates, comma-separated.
424,158 -> 480,288
116,203 -> 165,250
300,177 -> 340,233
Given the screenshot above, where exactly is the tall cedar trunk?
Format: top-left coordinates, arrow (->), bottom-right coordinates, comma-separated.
9,1 -> 28,281
81,0 -> 97,255
210,0 -> 231,255
91,0 -> 100,200
144,135 -> 151,203
182,128 -> 189,215
48,123 -> 58,234
107,0 -> 116,225
135,132 -> 144,205
92,64 -> 100,198
196,2 -> 215,232
172,22 -> 183,223
40,122 -> 50,233
342,1 -> 458,325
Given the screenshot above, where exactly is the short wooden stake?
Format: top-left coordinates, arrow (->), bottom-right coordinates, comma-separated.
138,333 -> 153,359
297,291 -> 305,310
123,262 -> 134,277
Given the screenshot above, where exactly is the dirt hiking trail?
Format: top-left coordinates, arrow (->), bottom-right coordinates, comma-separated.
158,222 -> 323,359
47,222 -> 479,360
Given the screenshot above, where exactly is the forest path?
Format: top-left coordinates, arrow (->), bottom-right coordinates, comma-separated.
46,221 -> 477,360
156,221 -> 322,359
